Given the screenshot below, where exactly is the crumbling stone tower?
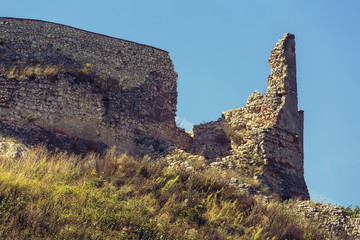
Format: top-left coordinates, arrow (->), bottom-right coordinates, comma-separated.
192,34 -> 309,199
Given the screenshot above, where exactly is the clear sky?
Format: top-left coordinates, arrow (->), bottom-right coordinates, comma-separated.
1,0 -> 359,207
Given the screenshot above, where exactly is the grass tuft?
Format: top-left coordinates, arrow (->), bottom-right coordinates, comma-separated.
0,64 -> 64,80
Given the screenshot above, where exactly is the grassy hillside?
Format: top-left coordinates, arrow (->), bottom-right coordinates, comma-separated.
0,145 -> 356,239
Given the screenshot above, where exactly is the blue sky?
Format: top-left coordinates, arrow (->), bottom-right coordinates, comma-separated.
2,0 -> 359,207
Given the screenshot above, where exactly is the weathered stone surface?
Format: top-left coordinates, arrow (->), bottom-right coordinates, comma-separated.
192,33 -> 309,199
191,120 -> 231,160
0,17 -> 191,156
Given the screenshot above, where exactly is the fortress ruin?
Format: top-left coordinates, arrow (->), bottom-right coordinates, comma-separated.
0,18 -> 308,199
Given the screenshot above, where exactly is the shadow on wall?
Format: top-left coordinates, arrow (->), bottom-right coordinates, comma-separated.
0,121 -> 107,155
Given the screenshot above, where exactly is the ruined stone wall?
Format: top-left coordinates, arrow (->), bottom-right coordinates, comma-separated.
0,17 -> 308,199
192,34 -> 309,199
0,17 -> 190,155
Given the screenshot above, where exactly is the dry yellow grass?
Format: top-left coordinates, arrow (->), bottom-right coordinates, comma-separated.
0,64 -> 64,80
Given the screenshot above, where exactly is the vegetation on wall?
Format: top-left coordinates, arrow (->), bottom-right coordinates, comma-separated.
0,63 -> 120,94
0,64 -> 64,80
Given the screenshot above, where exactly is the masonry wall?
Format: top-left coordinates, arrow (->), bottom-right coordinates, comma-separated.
192,34 -> 309,199
0,17 -> 190,155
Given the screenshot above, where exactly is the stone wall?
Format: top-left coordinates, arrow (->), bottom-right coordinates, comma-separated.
192,34 -> 309,199
0,18 -> 308,199
0,17 -> 191,155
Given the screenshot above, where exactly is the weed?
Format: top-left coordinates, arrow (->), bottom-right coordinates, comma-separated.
79,63 -> 92,75
0,64 -> 64,80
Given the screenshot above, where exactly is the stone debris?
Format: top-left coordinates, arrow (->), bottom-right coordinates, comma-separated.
0,137 -> 27,159
293,201 -> 360,239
